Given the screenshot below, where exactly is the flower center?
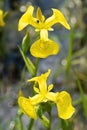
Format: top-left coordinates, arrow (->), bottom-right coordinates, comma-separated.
36,20 -> 39,23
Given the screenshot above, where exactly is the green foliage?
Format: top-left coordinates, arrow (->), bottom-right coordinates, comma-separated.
22,32 -> 30,54
60,119 -> 74,130
18,46 -> 35,76
77,79 -> 87,118
66,28 -> 75,76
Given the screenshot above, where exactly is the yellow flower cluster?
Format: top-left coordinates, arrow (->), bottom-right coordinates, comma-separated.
18,69 -> 75,119
18,5 -> 70,58
0,9 -> 5,27
18,5 -> 75,120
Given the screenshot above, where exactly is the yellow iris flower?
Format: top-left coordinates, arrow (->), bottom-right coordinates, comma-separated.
18,5 -> 70,58
0,9 -> 5,27
18,6 -> 70,31
18,69 -> 75,119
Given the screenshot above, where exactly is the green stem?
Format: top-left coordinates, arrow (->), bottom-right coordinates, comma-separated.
18,114 -> 24,130
27,119 -> 34,130
27,58 -> 40,130
66,28 -> 75,76
34,58 -> 40,76
48,112 -> 52,130
73,70 -> 87,118
19,66 -> 26,90
77,79 -> 87,118
17,110 -> 24,130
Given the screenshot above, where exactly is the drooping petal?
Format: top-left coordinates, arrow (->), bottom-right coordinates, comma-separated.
45,8 -> 70,30
0,10 -> 5,27
55,91 -> 75,119
18,96 -> 37,119
30,38 -> 59,58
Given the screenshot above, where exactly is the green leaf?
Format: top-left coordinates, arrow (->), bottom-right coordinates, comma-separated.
36,103 -> 52,129
40,115 -> 50,129
18,46 -> 35,76
77,79 -> 87,118
3,11 -> 9,20
22,32 -> 30,53
60,119 -> 73,130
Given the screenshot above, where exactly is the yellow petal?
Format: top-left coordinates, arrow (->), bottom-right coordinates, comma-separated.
29,94 -> 44,105
40,29 -> 48,41
30,38 -> 59,58
36,7 -> 45,22
18,6 -> 45,31
45,8 -> 70,30
0,10 -> 5,27
27,69 -> 51,94
18,96 -> 37,119
55,91 -> 75,119
27,69 -> 51,83
46,92 -> 57,102
34,86 -> 39,93
48,84 -> 53,92
18,6 -> 35,31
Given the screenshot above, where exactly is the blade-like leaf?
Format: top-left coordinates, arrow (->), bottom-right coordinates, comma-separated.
22,32 -> 30,53
77,79 -> 87,118
19,46 -> 35,76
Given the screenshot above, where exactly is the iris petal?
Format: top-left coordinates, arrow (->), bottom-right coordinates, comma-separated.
18,96 -> 37,119
55,91 -> 75,119
27,69 -> 51,94
30,39 -> 59,58
18,6 -> 38,31
36,7 -> 45,22
45,8 -> 70,30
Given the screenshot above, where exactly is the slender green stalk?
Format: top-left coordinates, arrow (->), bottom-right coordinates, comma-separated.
19,66 -> 26,90
16,110 -> 24,130
66,28 -> 75,76
48,111 -> 52,130
60,119 -> 73,130
27,58 -> 40,130
34,58 -> 40,76
76,79 -> 87,118
27,119 -> 34,130
73,70 -> 87,118
18,114 -> 24,130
